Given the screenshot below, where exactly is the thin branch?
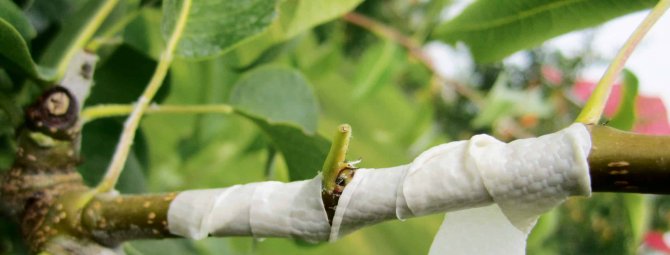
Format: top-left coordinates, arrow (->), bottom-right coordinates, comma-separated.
53,0 -> 120,80
95,0 -> 192,193
575,0 -> 670,124
81,104 -> 235,123
342,12 -> 484,106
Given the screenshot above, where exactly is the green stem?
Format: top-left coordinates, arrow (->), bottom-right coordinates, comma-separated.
575,0 -> 670,124
85,0 -> 160,52
95,0 -> 192,193
53,0 -> 120,80
321,124 -> 352,193
85,11 -> 139,52
81,104 -> 235,123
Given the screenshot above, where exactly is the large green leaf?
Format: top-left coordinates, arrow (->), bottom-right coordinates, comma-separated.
608,69 -> 638,131
0,18 -> 54,81
230,65 -> 318,133
233,0 -> 363,66
435,0 -> 658,63
124,8 -> 165,60
250,120 -> 329,181
230,65 -> 328,180
162,0 -> 278,59
352,40 -> 402,100
275,0 -> 363,39
0,0 -> 36,41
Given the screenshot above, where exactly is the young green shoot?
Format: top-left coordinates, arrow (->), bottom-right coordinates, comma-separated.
575,0 -> 670,124
322,124 -> 353,194
95,0 -> 192,193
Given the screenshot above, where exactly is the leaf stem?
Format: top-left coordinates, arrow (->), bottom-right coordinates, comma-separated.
95,0 -> 192,193
81,104 -> 234,123
575,0 -> 670,124
53,0 -> 120,80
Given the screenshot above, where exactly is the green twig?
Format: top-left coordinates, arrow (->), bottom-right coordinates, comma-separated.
95,0 -> 192,193
53,0 -> 120,80
321,124 -> 353,193
85,0 -> 160,52
575,0 -> 670,124
81,104 -> 234,123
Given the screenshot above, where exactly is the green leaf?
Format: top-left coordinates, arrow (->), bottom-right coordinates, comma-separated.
0,0 -> 36,41
352,40 -> 402,100
608,69 -> 638,131
435,0 -> 658,63
250,120 -> 330,181
233,0 -> 363,66
274,0 -> 363,39
0,18 -> 54,81
124,8 -> 165,60
162,0 -> 278,59
623,194 -> 649,250
230,65 -> 318,134
230,65 -> 328,180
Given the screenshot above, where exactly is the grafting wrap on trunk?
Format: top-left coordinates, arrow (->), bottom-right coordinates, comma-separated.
168,123 -> 592,253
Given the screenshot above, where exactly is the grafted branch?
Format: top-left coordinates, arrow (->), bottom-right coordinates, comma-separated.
588,125 -> 670,194
4,86 -> 670,254
81,193 -> 178,246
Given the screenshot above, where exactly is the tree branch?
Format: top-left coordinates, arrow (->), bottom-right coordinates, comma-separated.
81,193 -> 178,246
79,124 -> 670,245
588,125 -> 670,194
95,0 -> 192,193
342,12 -> 484,106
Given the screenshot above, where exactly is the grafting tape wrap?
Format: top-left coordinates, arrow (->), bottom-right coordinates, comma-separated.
168,124 -> 591,253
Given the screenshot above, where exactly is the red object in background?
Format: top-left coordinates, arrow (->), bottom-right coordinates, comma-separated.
644,232 -> 670,254
541,66 -> 563,85
571,80 -> 670,135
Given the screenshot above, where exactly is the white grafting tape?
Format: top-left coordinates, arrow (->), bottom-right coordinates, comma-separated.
427,123 -> 591,254
429,204 -> 525,255
396,140 -> 493,219
330,166 -> 406,240
167,124 -> 592,254
168,175 -> 330,242
168,188 -> 228,239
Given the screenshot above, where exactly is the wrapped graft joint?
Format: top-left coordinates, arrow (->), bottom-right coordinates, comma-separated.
167,123 -> 592,254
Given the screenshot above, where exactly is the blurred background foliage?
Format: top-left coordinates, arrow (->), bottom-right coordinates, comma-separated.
1,0 -> 670,254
